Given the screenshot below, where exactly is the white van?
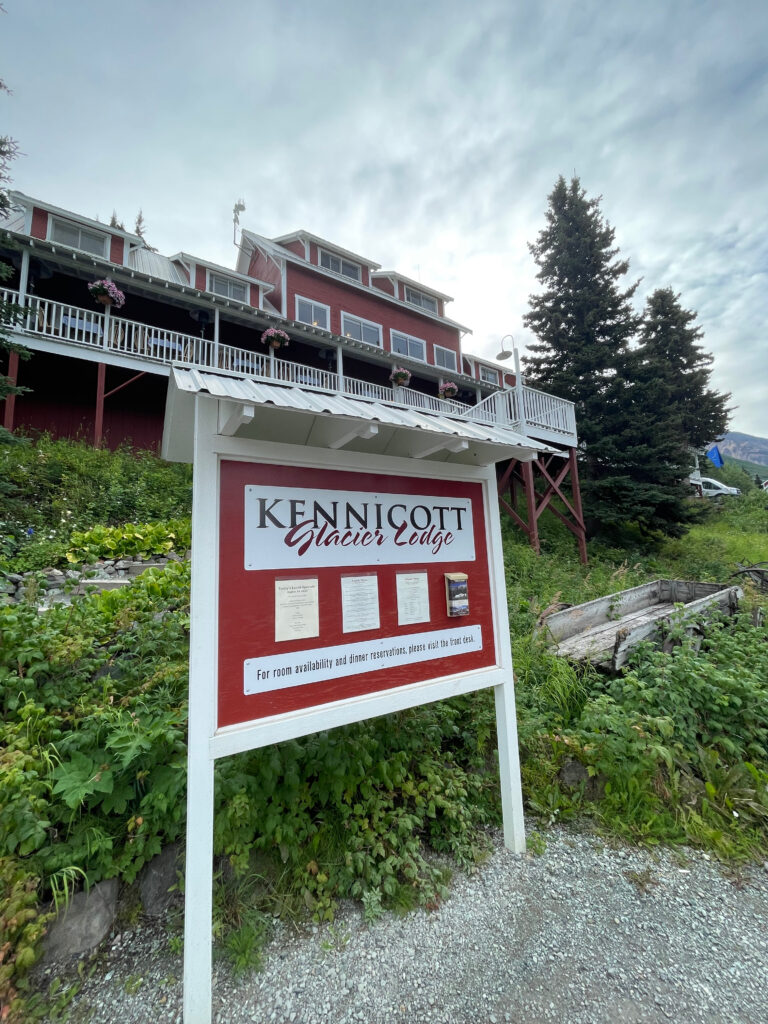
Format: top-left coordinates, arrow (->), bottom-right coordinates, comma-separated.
699,476 -> 741,497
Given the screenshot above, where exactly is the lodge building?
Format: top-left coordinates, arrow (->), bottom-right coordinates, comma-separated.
0,191 -> 585,559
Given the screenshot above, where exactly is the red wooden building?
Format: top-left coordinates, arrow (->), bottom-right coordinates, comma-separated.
1,192 -> 585,559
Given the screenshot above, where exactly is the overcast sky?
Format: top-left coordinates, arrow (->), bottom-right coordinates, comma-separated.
3,0 -> 766,435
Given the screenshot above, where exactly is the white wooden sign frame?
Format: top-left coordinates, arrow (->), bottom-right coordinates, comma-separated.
183,395 -> 526,1024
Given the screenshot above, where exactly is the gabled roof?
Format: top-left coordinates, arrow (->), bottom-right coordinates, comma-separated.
239,230 -> 471,335
170,251 -> 273,291
271,230 -> 381,270
371,271 -> 453,304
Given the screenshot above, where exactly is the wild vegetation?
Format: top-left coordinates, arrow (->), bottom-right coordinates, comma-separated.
0,437 -> 767,1021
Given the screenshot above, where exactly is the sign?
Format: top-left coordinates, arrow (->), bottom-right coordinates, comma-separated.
217,460 -> 498,728
176,393 -> 526,1024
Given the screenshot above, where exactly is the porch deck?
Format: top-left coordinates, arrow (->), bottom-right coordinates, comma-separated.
4,289 -> 578,447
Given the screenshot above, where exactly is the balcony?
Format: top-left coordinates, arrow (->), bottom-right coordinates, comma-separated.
4,289 -> 577,447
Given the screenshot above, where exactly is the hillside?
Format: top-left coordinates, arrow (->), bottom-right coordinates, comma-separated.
721,431 -> 768,467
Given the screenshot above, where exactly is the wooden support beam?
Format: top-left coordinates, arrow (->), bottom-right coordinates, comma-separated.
309,419 -> 379,450
94,362 -> 106,447
218,403 -> 255,437
409,436 -> 469,460
3,350 -> 19,432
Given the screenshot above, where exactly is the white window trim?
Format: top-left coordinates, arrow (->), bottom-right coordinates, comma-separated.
390,329 -> 427,363
319,248 -> 361,282
207,270 -> 249,303
479,366 -> 500,385
49,217 -> 108,258
404,285 -> 438,314
433,343 -> 457,372
341,311 -> 382,347
295,294 -> 331,330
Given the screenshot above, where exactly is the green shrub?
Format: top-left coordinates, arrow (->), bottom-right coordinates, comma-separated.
66,519 -> 191,564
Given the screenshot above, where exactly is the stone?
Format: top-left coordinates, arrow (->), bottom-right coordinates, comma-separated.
139,844 -> 181,917
42,879 -> 119,961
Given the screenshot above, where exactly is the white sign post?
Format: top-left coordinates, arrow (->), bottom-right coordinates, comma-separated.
181,394 -> 526,1024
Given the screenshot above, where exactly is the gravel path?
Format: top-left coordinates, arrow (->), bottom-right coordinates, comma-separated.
40,827 -> 768,1024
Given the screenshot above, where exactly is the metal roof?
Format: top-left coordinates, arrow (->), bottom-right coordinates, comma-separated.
162,368 -> 556,467
127,247 -> 189,285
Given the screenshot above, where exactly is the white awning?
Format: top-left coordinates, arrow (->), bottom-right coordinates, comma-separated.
162,368 -> 558,466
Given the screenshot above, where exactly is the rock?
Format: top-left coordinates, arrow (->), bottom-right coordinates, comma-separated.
139,844 -> 181,917
42,879 -> 119,961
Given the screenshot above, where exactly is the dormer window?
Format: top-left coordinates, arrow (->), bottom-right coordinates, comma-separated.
404,286 -> 438,314
209,272 -> 248,303
50,218 -> 107,257
319,249 -> 361,282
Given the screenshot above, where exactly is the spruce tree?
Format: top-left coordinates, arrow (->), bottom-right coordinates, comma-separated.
523,176 -> 648,537
637,287 -> 730,453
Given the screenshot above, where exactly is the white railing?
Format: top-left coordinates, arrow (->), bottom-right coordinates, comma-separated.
462,389 -> 522,427
521,385 -> 577,438
462,380 -> 576,443
6,290 -> 470,416
6,289 -> 575,440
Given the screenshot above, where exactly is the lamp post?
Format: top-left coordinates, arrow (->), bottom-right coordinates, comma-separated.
495,334 -> 526,432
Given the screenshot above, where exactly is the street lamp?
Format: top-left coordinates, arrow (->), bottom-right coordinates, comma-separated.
496,334 -> 515,361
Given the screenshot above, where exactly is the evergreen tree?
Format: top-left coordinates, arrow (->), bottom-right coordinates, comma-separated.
523,176 -> 668,538
637,287 -> 730,453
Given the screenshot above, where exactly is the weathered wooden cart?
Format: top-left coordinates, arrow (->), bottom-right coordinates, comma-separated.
536,579 -> 742,671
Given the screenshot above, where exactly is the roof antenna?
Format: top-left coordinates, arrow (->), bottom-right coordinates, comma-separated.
232,199 -> 246,245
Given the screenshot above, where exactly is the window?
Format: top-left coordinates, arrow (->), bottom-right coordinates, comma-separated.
391,330 -> 426,362
296,296 -> 330,329
209,273 -> 248,303
50,218 -> 107,257
480,365 -> 500,385
341,312 -> 382,347
404,286 -> 438,314
319,249 -> 361,282
434,344 -> 457,371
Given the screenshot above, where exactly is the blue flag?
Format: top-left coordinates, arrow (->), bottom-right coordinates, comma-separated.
707,444 -> 724,468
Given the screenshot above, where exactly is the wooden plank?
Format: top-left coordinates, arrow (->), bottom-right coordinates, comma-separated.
612,585 -> 742,669
540,581 -> 661,642
554,603 -> 676,664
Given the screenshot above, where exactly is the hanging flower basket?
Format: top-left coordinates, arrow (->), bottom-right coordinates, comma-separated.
88,278 -> 125,309
389,367 -> 411,387
438,381 -> 459,400
261,327 -> 290,349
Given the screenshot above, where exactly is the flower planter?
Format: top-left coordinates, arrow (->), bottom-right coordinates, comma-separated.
95,294 -> 113,306
269,340 -> 282,349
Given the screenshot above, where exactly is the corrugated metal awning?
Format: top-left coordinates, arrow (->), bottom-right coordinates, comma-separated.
162,368 -> 558,466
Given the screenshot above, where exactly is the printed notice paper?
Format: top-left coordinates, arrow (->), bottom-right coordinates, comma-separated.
341,575 -> 380,633
274,578 -> 319,642
396,572 -> 430,625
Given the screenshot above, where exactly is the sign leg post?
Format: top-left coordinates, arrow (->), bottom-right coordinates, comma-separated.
183,751 -> 215,1024
494,678 -> 526,853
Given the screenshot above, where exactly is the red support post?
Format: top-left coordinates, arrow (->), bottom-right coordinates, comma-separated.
94,362 -> 106,447
522,460 -> 540,555
568,447 -> 588,564
2,350 -> 19,432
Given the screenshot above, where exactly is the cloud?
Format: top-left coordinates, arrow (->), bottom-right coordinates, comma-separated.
3,0 -> 767,434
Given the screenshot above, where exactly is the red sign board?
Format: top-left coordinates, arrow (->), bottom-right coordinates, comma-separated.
217,459 -> 498,728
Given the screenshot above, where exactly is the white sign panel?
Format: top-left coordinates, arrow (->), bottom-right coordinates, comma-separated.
244,624 -> 483,694
244,484 -> 475,570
